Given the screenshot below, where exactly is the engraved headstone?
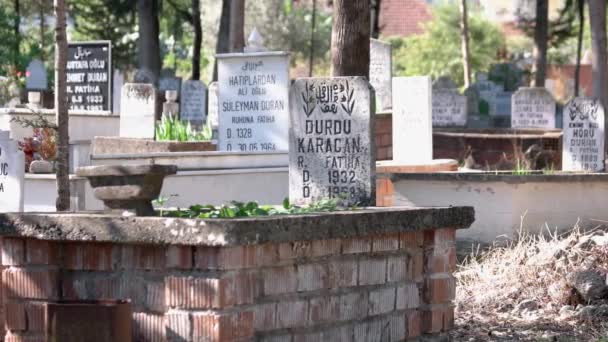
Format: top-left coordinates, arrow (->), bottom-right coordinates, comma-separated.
119,83 -> 156,138
216,51 -> 290,152
493,91 -> 512,117
289,77 -> 375,206
562,98 -> 605,172
432,90 -> 467,127
180,80 -> 207,123
25,59 -> 47,90
511,87 -> 555,129
369,39 -> 392,112
0,130 -> 25,212
66,41 -> 112,111
112,69 -> 124,114
207,82 -> 219,139
392,76 -> 432,163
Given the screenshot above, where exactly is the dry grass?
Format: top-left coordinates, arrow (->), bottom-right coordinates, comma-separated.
453,221 -> 608,341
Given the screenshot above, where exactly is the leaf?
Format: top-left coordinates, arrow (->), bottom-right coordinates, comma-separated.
282,197 -> 290,209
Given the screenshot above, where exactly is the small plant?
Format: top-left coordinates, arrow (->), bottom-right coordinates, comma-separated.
155,114 -> 212,142
513,159 -> 530,175
17,128 -> 56,171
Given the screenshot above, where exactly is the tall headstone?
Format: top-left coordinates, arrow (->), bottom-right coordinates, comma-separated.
511,87 -> 555,129
216,49 -> 290,152
207,82 -> 219,139
119,83 -> 156,138
112,69 -> 124,114
180,80 -> 207,123
289,77 -> 375,206
25,59 -> 47,90
562,98 -> 605,172
432,90 -> 467,127
392,76 -> 432,164
0,130 -> 25,212
369,39 -> 392,112
66,41 -> 112,111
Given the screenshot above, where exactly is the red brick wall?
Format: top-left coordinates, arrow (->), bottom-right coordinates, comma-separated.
379,0 -> 433,37
376,114 -> 393,160
0,229 -> 457,341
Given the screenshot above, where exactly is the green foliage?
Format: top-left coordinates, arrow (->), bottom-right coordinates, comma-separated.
161,197 -> 345,219
389,5 -> 505,88
155,114 -> 212,142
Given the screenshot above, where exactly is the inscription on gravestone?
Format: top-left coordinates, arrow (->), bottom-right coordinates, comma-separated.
0,131 -> 24,212
180,80 -> 207,123
562,98 -> 605,172
369,39 -> 392,112
511,87 -> 555,129
66,41 -> 112,111
119,83 -> 156,139
217,52 -> 290,152
289,77 -> 375,206
432,90 -> 467,127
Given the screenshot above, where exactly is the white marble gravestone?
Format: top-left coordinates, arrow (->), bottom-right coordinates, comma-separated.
180,80 -> 207,123
112,69 -> 124,114
369,39 -> 392,112
392,76 -> 432,164
216,51 -> 290,152
432,90 -> 467,127
207,82 -> 219,139
289,77 -> 375,206
0,130 -> 24,212
26,59 -> 47,90
562,98 -> 605,172
119,83 -> 156,138
511,87 -> 555,129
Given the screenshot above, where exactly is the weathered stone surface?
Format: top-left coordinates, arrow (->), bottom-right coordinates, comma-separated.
180,80 -> 206,122
207,82 -> 219,139
119,83 -> 156,139
369,39 -> 392,112
29,160 -> 53,174
566,270 -> 608,302
0,206 -> 474,246
289,76 -> 375,206
511,87 -> 555,129
562,97 -> 605,172
91,137 -> 216,155
432,90 -> 467,127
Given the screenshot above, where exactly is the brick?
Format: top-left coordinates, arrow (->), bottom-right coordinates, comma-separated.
256,244 -> 279,267
254,303 -> 276,331
425,245 -> 457,274
165,276 -> 189,308
262,266 -> 297,296
406,310 -> 421,338
145,279 -> 165,312
166,246 -> 192,269
167,273 -> 255,309
3,269 -> 58,300
121,245 -> 165,270
341,237 -> 371,254
294,325 -> 352,342
328,259 -> 357,288
339,292 -> 368,321
193,247 -> 219,269
25,240 -> 58,265
372,234 -> 399,252
276,300 -> 308,329
63,243 -> 115,271
311,239 -> 341,257
309,296 -> 339,325
259,334 -> 292,342
2,238 -> 24,266
421,306 -> 444,333
24,303 -> 44,333
278,241 -> 311,260
166,312 -> 191,341
388,313 -> 406,341
297,263 -> 328,292
354,317 -> 390,342
423,228 -> 456,247
444,305 -> 455,330
400,231 -> 423,248
411,250 -> 424,281
387,255 -> 407,283
195,246 -> 255,270
192,311 -> 254,341
424,276 -> 455,304
358,258 -> 386,286
216,272 -> 255,307
396,283 -> 420,310
133,312 -> 165,342
5,301 -> 25,331
369,287 -> 395,316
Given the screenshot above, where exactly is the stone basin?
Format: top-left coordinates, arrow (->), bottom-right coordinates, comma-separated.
76,164 -> 177,216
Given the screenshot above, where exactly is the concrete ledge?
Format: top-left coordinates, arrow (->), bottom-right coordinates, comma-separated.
383,171 -> 608,183
0,206 -> 474,246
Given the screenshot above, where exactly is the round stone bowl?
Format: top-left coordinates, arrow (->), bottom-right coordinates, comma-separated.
76,164 -> 177,216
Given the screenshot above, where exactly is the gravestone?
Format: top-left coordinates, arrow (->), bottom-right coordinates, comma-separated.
159,69 -> 182,97
511,87 -> 555,129
392,76 -> 432,163
493,91 -> 512,116
119,83 -> 156,138
163,90 -> 179,117
289,77 -> 375,206
432,76 -> 457,91
432,90 -> 467,127
562,98 -> 605,172
474,73 -> 503,116
112,69 -> 124,114
25,59 -> 47,90
0,130 -> 25,212
369,39 -> 392,112
66,41 -> 112,111
207,82 -> 219,139
216,51 -> 290,152
180,80 -> 207,123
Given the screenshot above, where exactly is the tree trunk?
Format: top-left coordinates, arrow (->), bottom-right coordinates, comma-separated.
13,0 -> 20,71
229,0 -> 245,52
575,0 -> 584,96
309,0 -> 317,76
39,1 -> 45,61
459,0 -> 471,87
137,0 -> 161,83
331,0 -> 370,77
370,0 -> 381,39
588,0 -> 608,150
191,0 -> 202,80
213,0 -> 231,81
54,0 -> 70,211
533,0 -> 548,87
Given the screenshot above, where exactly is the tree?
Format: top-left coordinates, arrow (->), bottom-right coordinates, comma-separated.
588,0 -> 608,123
533,0 -> 548,87
459,0 -> 471,87
331,0 -> 370,77
229,0 -> 245,52
370,0 -> 381,39
137,0 -> 161,82
54,0 -> 69,211
213,0 -> 231,81
575,0 -> 584,96
191,0 -> 202,80
13,0 -> 20,71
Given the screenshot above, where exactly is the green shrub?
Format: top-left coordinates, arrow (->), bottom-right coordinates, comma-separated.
155,114 -> 212,142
